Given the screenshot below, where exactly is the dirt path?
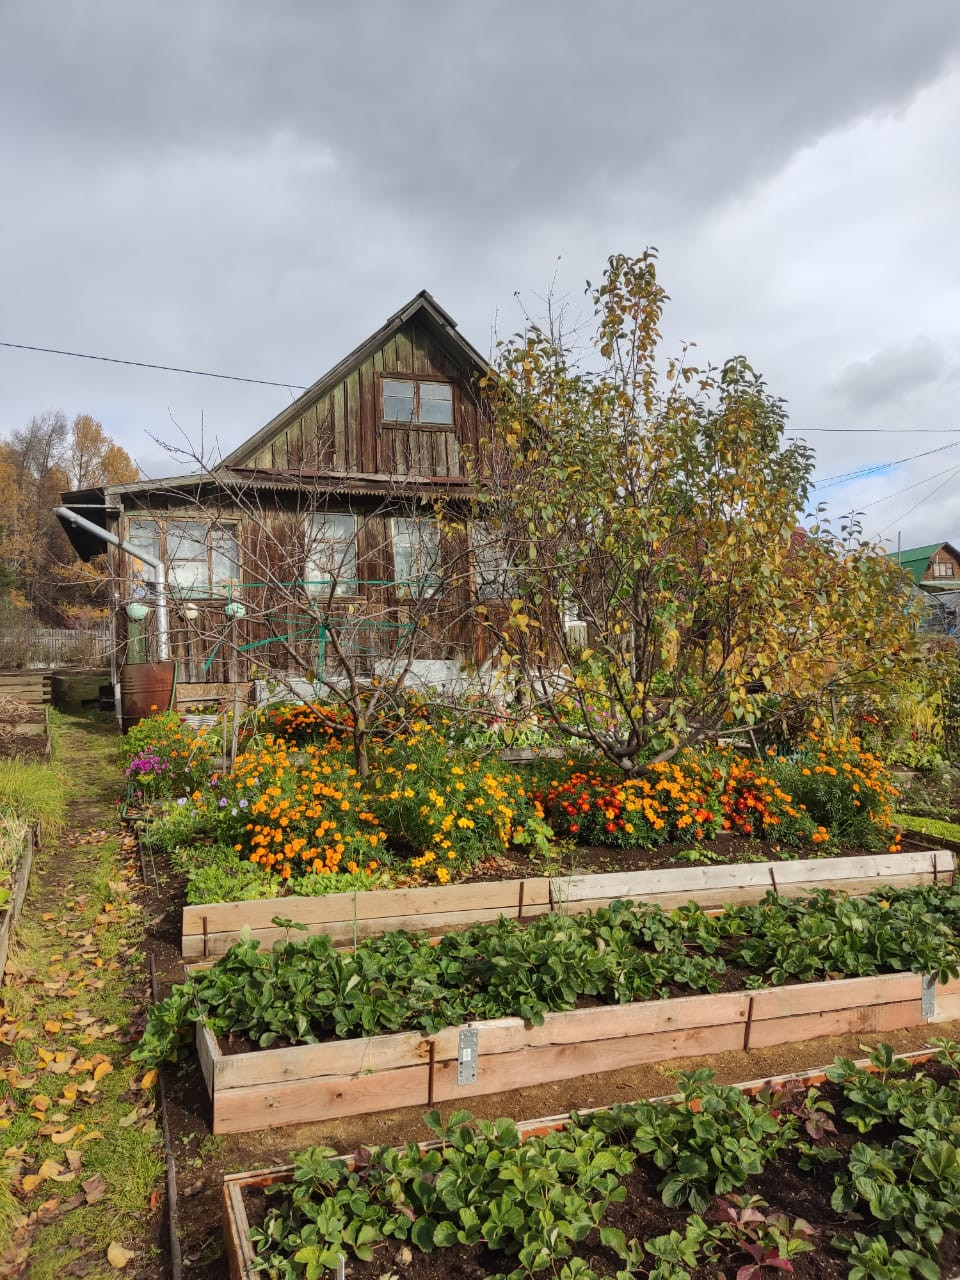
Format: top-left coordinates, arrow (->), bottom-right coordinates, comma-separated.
0,713 -> 165,1278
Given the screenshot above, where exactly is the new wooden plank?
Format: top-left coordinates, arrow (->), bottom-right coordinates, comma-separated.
749,972 -> 921,1020
205,988 -> 752,1089
746,999 -> 923,1049
429,1023 -> 751,1102
213,1062 -> 431,1133
930,994 -> 960,1023
558,876 -> 939,917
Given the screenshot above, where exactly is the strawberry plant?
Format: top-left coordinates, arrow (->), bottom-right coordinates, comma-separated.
242,1044 -> 960,1280
134,885 -> 960,1068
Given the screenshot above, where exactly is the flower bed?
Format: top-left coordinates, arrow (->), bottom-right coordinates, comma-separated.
127,705 -> 906,907
221,1043 -> 960,1280
139,885 -> 960,1131
180,846 -> 955,958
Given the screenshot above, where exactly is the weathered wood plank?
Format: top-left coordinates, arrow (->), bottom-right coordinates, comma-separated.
552,849 -> 954,908
344,369 -> 360,473
182,877 -> 551,956
746,999 -> 923,1049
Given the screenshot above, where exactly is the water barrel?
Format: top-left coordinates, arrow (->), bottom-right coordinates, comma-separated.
120,661 -> 176,732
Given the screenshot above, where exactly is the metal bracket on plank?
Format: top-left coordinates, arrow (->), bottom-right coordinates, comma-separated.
458,1027 -> 478,1085
922,973 -> 936,1019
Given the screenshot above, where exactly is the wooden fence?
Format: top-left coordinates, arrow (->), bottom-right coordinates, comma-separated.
0,627 -> 111,669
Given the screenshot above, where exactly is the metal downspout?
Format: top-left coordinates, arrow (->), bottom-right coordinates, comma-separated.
54,506 -> 171,662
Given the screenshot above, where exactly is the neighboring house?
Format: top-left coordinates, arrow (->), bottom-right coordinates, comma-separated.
58,292 -> 506,712
890,542 -> 960,638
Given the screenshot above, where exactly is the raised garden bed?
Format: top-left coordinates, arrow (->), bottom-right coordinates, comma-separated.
181,846 -> 955,958
0,822 -> 35,977
220,1045 -> 958,1280
194,966 -> 960,1133
0,697 -> 51,762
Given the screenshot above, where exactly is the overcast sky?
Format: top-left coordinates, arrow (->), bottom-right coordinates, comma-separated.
2,1 -> 959,552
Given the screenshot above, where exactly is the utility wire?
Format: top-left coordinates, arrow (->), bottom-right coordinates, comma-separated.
813,439 -> 960,489
880,464 -> 960,535
0,339 -> 308,391
856,461 -> 960,511
793,427 -> 960,434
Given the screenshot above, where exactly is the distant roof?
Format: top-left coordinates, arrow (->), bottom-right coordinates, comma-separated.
889,542 -> 960,584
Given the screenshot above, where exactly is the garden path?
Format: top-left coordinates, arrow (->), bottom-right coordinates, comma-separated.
0,713 -> 165,1278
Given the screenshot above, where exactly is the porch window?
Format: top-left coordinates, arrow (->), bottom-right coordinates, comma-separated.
167,521 -> 239,596
471,524 -> 515,601
126,518 -> 239,598
382,379 -> 453,426
304,513 -> 358,597
391,516 -> 441,598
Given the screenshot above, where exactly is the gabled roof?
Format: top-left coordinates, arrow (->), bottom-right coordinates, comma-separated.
889,542 -> 960,584
221,290 -> 490,469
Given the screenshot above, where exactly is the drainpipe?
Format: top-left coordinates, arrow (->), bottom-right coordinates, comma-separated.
54,507 -> 170,662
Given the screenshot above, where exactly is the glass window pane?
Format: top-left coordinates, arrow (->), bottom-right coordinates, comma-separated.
126,519 -> 160,565
168,523 -> 207,591
305,513 -> 357,596
209,526 -> 239,588
393,517 -> 440,597
419,382 -> 453,424
383,379 -> 415,422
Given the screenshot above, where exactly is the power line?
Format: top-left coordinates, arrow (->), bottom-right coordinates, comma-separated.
856,460 -> 960,512
0,339 -> 308,391
880,463 -> 960,535
792,427 -> 960,434
813,439 -> 960,489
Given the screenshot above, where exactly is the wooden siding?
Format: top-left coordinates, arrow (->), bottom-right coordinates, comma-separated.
243,320 -> 484,481
924,546 -> 960,583
118,502 -> 480,682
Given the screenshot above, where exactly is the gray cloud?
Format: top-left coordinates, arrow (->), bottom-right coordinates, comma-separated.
2,1 -> 960,544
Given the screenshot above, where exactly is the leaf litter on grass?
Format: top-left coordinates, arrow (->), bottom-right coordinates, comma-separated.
0,718 -> 164,1277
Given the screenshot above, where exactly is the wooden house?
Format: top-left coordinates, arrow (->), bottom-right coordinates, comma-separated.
892,542 -> 960,590
58,292 -> 505,715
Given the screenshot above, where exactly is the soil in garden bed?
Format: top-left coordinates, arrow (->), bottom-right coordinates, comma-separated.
237,1067 -> 960,1280
0,696 -> 48,760
453,830 -> 933,884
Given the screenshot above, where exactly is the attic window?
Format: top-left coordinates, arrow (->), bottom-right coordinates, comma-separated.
931,561 -> 955,578
382,379 -> 453,426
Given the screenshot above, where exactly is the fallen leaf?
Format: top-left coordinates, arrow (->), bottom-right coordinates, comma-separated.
43,1020 -> 62,1033
50,1125 -> 80,1145
82,1172 -> 107,1204
106,1242 -> 135,1268
92,1062 -> 112,1083
30,1095 -> 51,1113
117,1110 -> 138,1129
76,1130 -> 102,1145
65,1150 -> 83,1171
139,1069 -> 158,1091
